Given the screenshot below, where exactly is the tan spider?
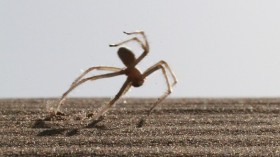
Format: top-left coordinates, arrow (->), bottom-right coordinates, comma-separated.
56,30 -> 177,121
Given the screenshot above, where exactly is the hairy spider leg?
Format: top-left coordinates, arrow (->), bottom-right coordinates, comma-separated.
56,71 -> 124,113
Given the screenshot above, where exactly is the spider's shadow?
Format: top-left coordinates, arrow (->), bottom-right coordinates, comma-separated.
33,111 -> 147,137
32,119 -> 50,128
85,116 -> 124,130
34,116 -> 121,137
32,118 -> 79,137
85,117 -> 106,129
85,115 -> 145,130
37,128 -> 66,136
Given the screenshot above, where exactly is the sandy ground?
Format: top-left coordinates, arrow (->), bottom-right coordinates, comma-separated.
0,98 -> 280,156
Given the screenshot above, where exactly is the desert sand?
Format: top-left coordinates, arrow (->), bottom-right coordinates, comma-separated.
1,98 -> 280,156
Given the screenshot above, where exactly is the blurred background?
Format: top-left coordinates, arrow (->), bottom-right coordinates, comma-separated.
1,0 -> 280,98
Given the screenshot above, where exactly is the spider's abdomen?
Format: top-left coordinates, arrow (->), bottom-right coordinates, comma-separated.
125,68 -> 144,87
118,47 -> 136,67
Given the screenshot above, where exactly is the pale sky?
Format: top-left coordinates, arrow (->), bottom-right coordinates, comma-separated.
1,0 -> 280,98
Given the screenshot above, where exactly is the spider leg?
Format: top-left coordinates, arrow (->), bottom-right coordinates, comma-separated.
110,31 -> 150,67
137,61 -> 175,127
157,60 -> 178,86
109,37 -> 145,49
123,31 -> 150,66
71,66 -> 122,87
143,60 -> 177,115
123,31 -> 149,49
56,71 -> 125,113
90,79 -> 132,120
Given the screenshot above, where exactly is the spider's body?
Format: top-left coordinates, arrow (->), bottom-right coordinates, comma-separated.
118,46 -> 145,87
56,31 -> 177,123
125,68 -> 144,87
125,67 -> 144,87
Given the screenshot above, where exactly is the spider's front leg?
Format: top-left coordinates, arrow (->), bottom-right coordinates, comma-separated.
109,30 -> 146,47
123,31 -> 148,45
109,37 -> 145,49
123,31 -> 149,49
109,31 -> 150,67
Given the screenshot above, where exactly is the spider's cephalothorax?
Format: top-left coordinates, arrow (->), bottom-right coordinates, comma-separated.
125,67 -> 144,87
56,31 -> 177,123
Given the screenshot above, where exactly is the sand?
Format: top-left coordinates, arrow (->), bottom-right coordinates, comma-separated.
1,98 -> 280,156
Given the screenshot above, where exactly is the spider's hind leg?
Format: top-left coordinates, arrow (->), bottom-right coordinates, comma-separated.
56,71 -> 124,114
136,61 -> 177,127
144,62 -> 175,114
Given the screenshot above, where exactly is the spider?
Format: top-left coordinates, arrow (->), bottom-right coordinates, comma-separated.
55,30 -> 177,122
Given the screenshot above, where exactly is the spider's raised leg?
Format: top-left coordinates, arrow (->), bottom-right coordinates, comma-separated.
90,79 -> 132,120
110,31 -> 149,67
143,60 -> 178,115
123,31 -> 149,48
123,31 -> 150,66
71,66 -> 122,87
109,37 -> 145,49
56,71 -> 125,113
